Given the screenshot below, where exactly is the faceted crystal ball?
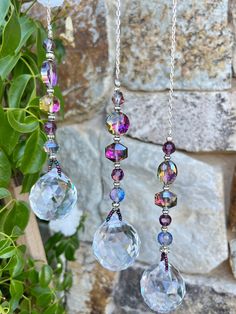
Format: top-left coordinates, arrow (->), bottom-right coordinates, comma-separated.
29,168 -> 77,221
92,215 -> 141,271
141,261 -> 186,313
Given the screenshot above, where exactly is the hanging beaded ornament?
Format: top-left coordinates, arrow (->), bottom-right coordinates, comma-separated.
92,0 -> 140,271
29,1 -> 77,221
140,1 -> 186,312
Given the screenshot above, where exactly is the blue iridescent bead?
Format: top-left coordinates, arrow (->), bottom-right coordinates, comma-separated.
110,187 -> 125,202
157,232 -> 173,246
44,140 -> 59,154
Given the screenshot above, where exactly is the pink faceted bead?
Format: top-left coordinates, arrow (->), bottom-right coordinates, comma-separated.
106,112 -> 130,135
105,143 -> 128,162
111,168 -> 124,181
112,91 -> 124,105
163,141 -> 176,155
50,97 -> 60,113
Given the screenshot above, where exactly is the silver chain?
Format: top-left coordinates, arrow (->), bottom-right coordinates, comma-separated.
47,1 -> 53,39
167,0 -> 177,140
115,0 -> 121,88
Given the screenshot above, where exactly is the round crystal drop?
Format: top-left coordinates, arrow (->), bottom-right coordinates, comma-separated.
92,215 -> 140,271
29,168 -> 77,221
141,261 -> 186,313
106,112 -> 130,135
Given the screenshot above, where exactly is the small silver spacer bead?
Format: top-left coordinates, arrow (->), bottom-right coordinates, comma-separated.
112,202 -> 120,208
114,79 -> 121,88
162,209 -> 169,215
164,155 -> 171,161
48,30 -> 53,40
48,114 -> 56,121
113,182 -> 120,187
114,162 -> 121,169
114,106 -> 121,112
47,88 -> 54,95
47,134 -> 55,140
160,246 -> 170,254
113,136 -> 121,142
49,154 -> 57,160
163,185 -> 170,191
161,226 -> 168,232
46,52 -> 55,61
166,136 -> 173,142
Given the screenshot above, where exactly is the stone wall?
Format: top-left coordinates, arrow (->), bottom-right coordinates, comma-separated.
40,0 -> 236,313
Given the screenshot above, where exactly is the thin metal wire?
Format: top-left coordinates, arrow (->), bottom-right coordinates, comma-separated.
47,1 -> 53,39
115,0 -> 121,87
167,0 -> 178,140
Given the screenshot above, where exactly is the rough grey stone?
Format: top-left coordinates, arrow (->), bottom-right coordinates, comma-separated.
111,90 -> 236,152
67,243 -> 118,314
100,123 -> 230,273
55,120 -> 103,241
54,116 -> 232,274
106,0 -> 232,91
111,266 -> 236,314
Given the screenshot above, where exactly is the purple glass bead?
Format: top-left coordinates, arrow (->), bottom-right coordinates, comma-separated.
43,38 -> 55,52
44,140 -> 59,154
112,90 -> 125,105
157,232 -> 173,246
159,214 -> 172,227
163,141 -> 176,155
41,61 -> 58,87
157,161 -> 178,185
44,121 -> 57,134
155,190 -> 177,208
110,187 -> 125,202
111,168 -> 124,181
106,112 -> 130,135
105,143 -> 128,162
50,97 -> 60,113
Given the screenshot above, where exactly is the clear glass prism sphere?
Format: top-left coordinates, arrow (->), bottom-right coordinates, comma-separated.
140,261 -> 186,313
29,168 -> 77,221
92,215 -> 141,271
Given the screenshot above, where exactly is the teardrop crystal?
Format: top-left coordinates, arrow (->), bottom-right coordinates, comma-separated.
92,215 -> 140,271
29,168 -> 77,221
140,261 -> 186,313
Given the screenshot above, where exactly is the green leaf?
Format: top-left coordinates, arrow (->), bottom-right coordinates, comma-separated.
8,74 -> 32,108
36,26 -> 47,67
21,172 -> 40,193
0,246 -> 16,259
0,107 -> 20,155
54,86 -> 65,118
20,130 -> 47,174
39,265 -> 53,288
0,7 -> 21,57
44,304 -> 58,314
0,239 -> 11,251
0,54 -> 21,80
7,109 -> 39,133
62,271 -> 73,290
10,280 -> 24,310
4,201 -> 30,235
0,0 -> 10,27
17,16 -> 36,53
36,292 -> 52,307
0,188 -> 10,199
13,140 -> 26,168
65,243 -> 76,261
0,149 -> 11,187
11,249 -> 24,277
